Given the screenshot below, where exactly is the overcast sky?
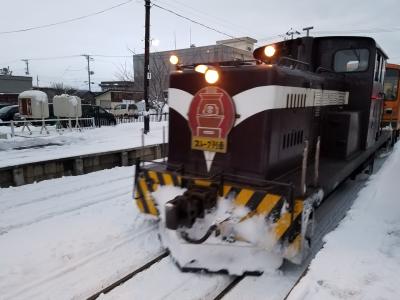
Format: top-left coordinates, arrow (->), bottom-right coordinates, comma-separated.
1,0 -> 399,91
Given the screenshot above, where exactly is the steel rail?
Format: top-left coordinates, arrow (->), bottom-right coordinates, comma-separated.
86,251 -> 169,300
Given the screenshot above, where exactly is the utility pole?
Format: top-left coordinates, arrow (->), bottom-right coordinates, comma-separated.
22,59 -> 29,75
36,75 -> 39,87
143,0 -> 151,134
82,54 -> 94,92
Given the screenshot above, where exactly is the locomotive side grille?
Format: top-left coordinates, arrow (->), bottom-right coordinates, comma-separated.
282,130 -> 304,149
314,90 -> 348,106
286,93 -> 307,108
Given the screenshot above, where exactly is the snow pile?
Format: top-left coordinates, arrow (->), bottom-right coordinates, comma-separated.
18,90 -> 49,118
288,144 -> 400,300
53,94 -> 82,118
0,121 -> 167,167
18,90 -> 48,103
0,131 -> 83,151
152,186 -> 283,275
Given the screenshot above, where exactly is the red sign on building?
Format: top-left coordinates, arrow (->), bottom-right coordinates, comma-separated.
188,86 -> 235,153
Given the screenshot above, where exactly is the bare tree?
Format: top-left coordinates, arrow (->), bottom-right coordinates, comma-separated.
115,52 -> 169,113
51,82 -> 76,95
114,61 -> 133,82
148,52 -> 169,105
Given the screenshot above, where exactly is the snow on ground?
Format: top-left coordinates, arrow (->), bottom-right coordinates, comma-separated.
0,166 -> 163,300
0,121 -> 167,168
288,144 -> 400,300
97,257 -> 231,300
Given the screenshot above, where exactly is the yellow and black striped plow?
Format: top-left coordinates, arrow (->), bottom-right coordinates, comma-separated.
134,169 -> 304,256
222,185 -> 304,256
134,169 -> 213,216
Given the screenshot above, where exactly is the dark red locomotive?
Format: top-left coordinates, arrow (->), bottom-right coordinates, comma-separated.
135,36 -> 391,275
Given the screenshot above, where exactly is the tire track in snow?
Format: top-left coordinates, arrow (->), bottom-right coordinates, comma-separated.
3,224 -> 159,300
0,188 -> 130,235
0,174 -> 132,211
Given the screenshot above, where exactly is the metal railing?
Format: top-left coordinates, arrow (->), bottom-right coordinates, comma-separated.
116,113 -> 169,124
0,117 -> 95,137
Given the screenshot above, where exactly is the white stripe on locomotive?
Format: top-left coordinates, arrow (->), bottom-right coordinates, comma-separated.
169,86 -> 349,126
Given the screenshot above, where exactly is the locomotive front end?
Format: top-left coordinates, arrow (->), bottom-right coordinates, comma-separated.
134,53 -> 316,274
135,166 -> 306,275
132,34 -> 392,274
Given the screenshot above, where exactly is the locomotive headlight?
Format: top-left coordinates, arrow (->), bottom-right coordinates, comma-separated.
195,64 -> 208,74
264,45 -> 276,57
169,55 -> 179,65
205,69 -> 219,84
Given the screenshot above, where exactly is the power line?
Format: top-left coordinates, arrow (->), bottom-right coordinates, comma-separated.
23,55 -> 82,61
152,0 -> 254,38
152,3 -> 237,39
90,54 -> 131,58
20,54 -> 130,61
0,0 -> 138,35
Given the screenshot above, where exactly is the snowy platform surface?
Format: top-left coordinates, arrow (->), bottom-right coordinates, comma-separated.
0,122 -> 167,168
288,145 -> 400,300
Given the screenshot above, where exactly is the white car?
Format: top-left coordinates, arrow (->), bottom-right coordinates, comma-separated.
111,103 -> 139,118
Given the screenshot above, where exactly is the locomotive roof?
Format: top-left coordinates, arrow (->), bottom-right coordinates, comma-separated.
314,36 -> 388,59
255,35 -> 388,59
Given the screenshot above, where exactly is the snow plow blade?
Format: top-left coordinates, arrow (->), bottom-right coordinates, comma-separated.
134,165 -> 311,274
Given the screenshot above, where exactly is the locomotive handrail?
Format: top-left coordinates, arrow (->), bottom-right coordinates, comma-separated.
315,66 -> 345,78
278,57 -> 310,70
178,59 -> 258,70
315,66 -> 334,74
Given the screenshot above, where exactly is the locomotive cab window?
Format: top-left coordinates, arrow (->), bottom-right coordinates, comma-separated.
384,69 -> 400,101
333,49 -> 369,72
374,52 -> 385,82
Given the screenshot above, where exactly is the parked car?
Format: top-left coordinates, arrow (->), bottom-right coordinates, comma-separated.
0,105 -> 23,124
111,103 -> 139,118
82,104 -> 116,126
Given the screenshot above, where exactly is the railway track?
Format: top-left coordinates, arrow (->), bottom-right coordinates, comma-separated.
86,251 -> 169,300
80,154 -> 388,300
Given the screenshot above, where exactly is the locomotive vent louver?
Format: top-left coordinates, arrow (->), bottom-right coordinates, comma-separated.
286,94 -> 307,109
282,130 -> 304,149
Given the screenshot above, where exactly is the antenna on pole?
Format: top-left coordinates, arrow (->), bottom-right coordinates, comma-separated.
286,28 -> 300,40
22,59 -> 30,75
174,31 -> 177,50
302,26 -> 314,37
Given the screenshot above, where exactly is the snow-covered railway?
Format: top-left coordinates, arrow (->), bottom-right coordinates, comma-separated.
0,154 -> 387,299
89,158 -> 384,300
0,166 -> 163,299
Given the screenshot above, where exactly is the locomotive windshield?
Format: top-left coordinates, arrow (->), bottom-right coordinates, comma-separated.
384,68 -> 400,101
334,48 -> 369,72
